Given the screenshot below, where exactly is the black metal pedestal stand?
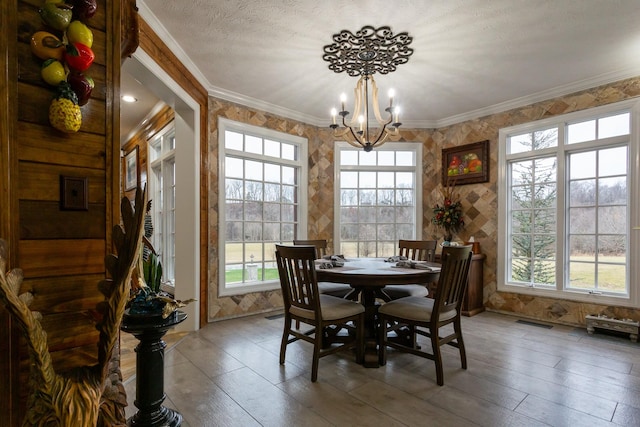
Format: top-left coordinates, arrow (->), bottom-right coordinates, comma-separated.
121,310 -> 187,427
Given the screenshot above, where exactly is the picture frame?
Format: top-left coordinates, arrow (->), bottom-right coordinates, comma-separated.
124,146 -> 139,191
441,140 -> 489,186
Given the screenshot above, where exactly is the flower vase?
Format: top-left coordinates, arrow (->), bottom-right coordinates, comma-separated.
443,230 -> 453,245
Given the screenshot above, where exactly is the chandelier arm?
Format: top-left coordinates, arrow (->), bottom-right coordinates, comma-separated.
370,121 -> 390,147
350,77 -> 363,126
344,138 -> 365,149
370,76 -> 386,125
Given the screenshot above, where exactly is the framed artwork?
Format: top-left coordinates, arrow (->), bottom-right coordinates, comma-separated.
441,140 -> 489,186
124,146 -> 139,191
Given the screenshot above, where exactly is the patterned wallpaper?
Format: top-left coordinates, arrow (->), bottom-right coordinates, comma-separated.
206,76 -> 640,325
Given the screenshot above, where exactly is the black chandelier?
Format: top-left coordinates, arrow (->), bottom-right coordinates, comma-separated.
323,26 -> 414,152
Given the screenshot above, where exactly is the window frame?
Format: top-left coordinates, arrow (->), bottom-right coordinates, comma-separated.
218,117 -> 308,296
334,141 -> 423,257
498,99 -> 640,307
147,123 -> 176,286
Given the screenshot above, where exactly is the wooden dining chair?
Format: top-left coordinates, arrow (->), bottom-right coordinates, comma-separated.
378,245 -> 473,386
293,239 -> 353,298
382,239 -> 438,300
275,244 -> 365,382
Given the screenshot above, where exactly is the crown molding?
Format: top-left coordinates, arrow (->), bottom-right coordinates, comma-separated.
137,2 -> 212,90
434,67 -> 640,128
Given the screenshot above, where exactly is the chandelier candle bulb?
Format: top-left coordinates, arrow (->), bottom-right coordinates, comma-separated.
394,107 -> 400,124
340,93 -> 346,112
388,89 -> 395,108
331,108 -> 337,124
359,115 -> 364,131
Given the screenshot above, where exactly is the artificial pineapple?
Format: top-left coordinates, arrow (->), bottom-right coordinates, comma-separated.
49,81 -> 82,133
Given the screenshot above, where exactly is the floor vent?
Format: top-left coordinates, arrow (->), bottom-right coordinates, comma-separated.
265,313 -> 284,320
516,319 -> 553,329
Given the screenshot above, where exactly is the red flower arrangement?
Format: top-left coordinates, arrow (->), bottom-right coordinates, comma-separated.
432,179 -> 464,241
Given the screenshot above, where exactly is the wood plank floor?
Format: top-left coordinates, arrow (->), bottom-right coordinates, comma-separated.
123,311 -> 640,426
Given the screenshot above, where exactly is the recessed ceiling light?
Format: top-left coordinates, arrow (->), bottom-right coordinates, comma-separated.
122,95 -> 138,103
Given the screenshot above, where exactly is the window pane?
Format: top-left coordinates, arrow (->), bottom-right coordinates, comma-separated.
359,171 -> 376,188
264,183 -> 280,202
396,172 -> 413,187
378,172 -> 395,188
570,235 -> 595,261
569,180 -> 595,206
264,139 -> 280,158
226,157 -> 243,178
359,151 -> 376,166
567,120 -> 595,144
225,131 -> 243,150
341,150 -> 358,165
512,161 -> 532,185
225,178 -> 243,200
245,160 -> 263,180
245,135 -> 262,154
378,151 -> 394,166
282,166 -> 295,185
264,163 -> 280,183
569,152 -> 595,179
598,206 -> 626,234
508,133 -> 531,154
225,201 -> 243,220
396,151 -> 414,166
598,146 -> 627,177
281,143 -> 295,160
263,203 -> 280,221
598,113 -> 629,139
569,207 -> 595,233
534,128 -> 558,149
598,177 -> 626,205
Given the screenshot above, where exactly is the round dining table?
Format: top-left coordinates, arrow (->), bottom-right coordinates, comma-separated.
316,257 -> 440,367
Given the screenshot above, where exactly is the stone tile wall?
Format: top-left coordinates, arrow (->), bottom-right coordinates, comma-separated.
207,76 -> 640,325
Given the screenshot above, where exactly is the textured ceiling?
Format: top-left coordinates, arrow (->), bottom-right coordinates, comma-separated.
122,0 -> 640,134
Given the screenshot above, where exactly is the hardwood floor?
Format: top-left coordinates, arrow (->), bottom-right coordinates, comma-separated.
123,311 -> 640,426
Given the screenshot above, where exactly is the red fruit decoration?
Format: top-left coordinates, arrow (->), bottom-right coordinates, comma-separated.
65,42 -> 94,71
67,71 -> 94,106
69,0 -> 98,20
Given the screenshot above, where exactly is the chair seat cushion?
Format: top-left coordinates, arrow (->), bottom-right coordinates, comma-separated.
318,282 -> 353,298
379,296 -> 457,322
320,295 -> 364,320
290,294 -> 364,321
382,284 -> 429,300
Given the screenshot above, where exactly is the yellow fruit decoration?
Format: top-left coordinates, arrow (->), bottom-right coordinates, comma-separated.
41,59 -> 66,86
66,20 -> 93,48
30,31 -> 65,61
50,81 -> 82,133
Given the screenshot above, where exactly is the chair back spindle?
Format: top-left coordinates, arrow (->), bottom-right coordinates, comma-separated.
398,239 -> 437,262
434,246 -> 473,317
276,245 -> 321,319
293,239 -> 328,259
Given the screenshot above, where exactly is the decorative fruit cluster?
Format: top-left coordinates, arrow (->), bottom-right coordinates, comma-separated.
447,152 -> 483,177
30,0 -> 97,133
